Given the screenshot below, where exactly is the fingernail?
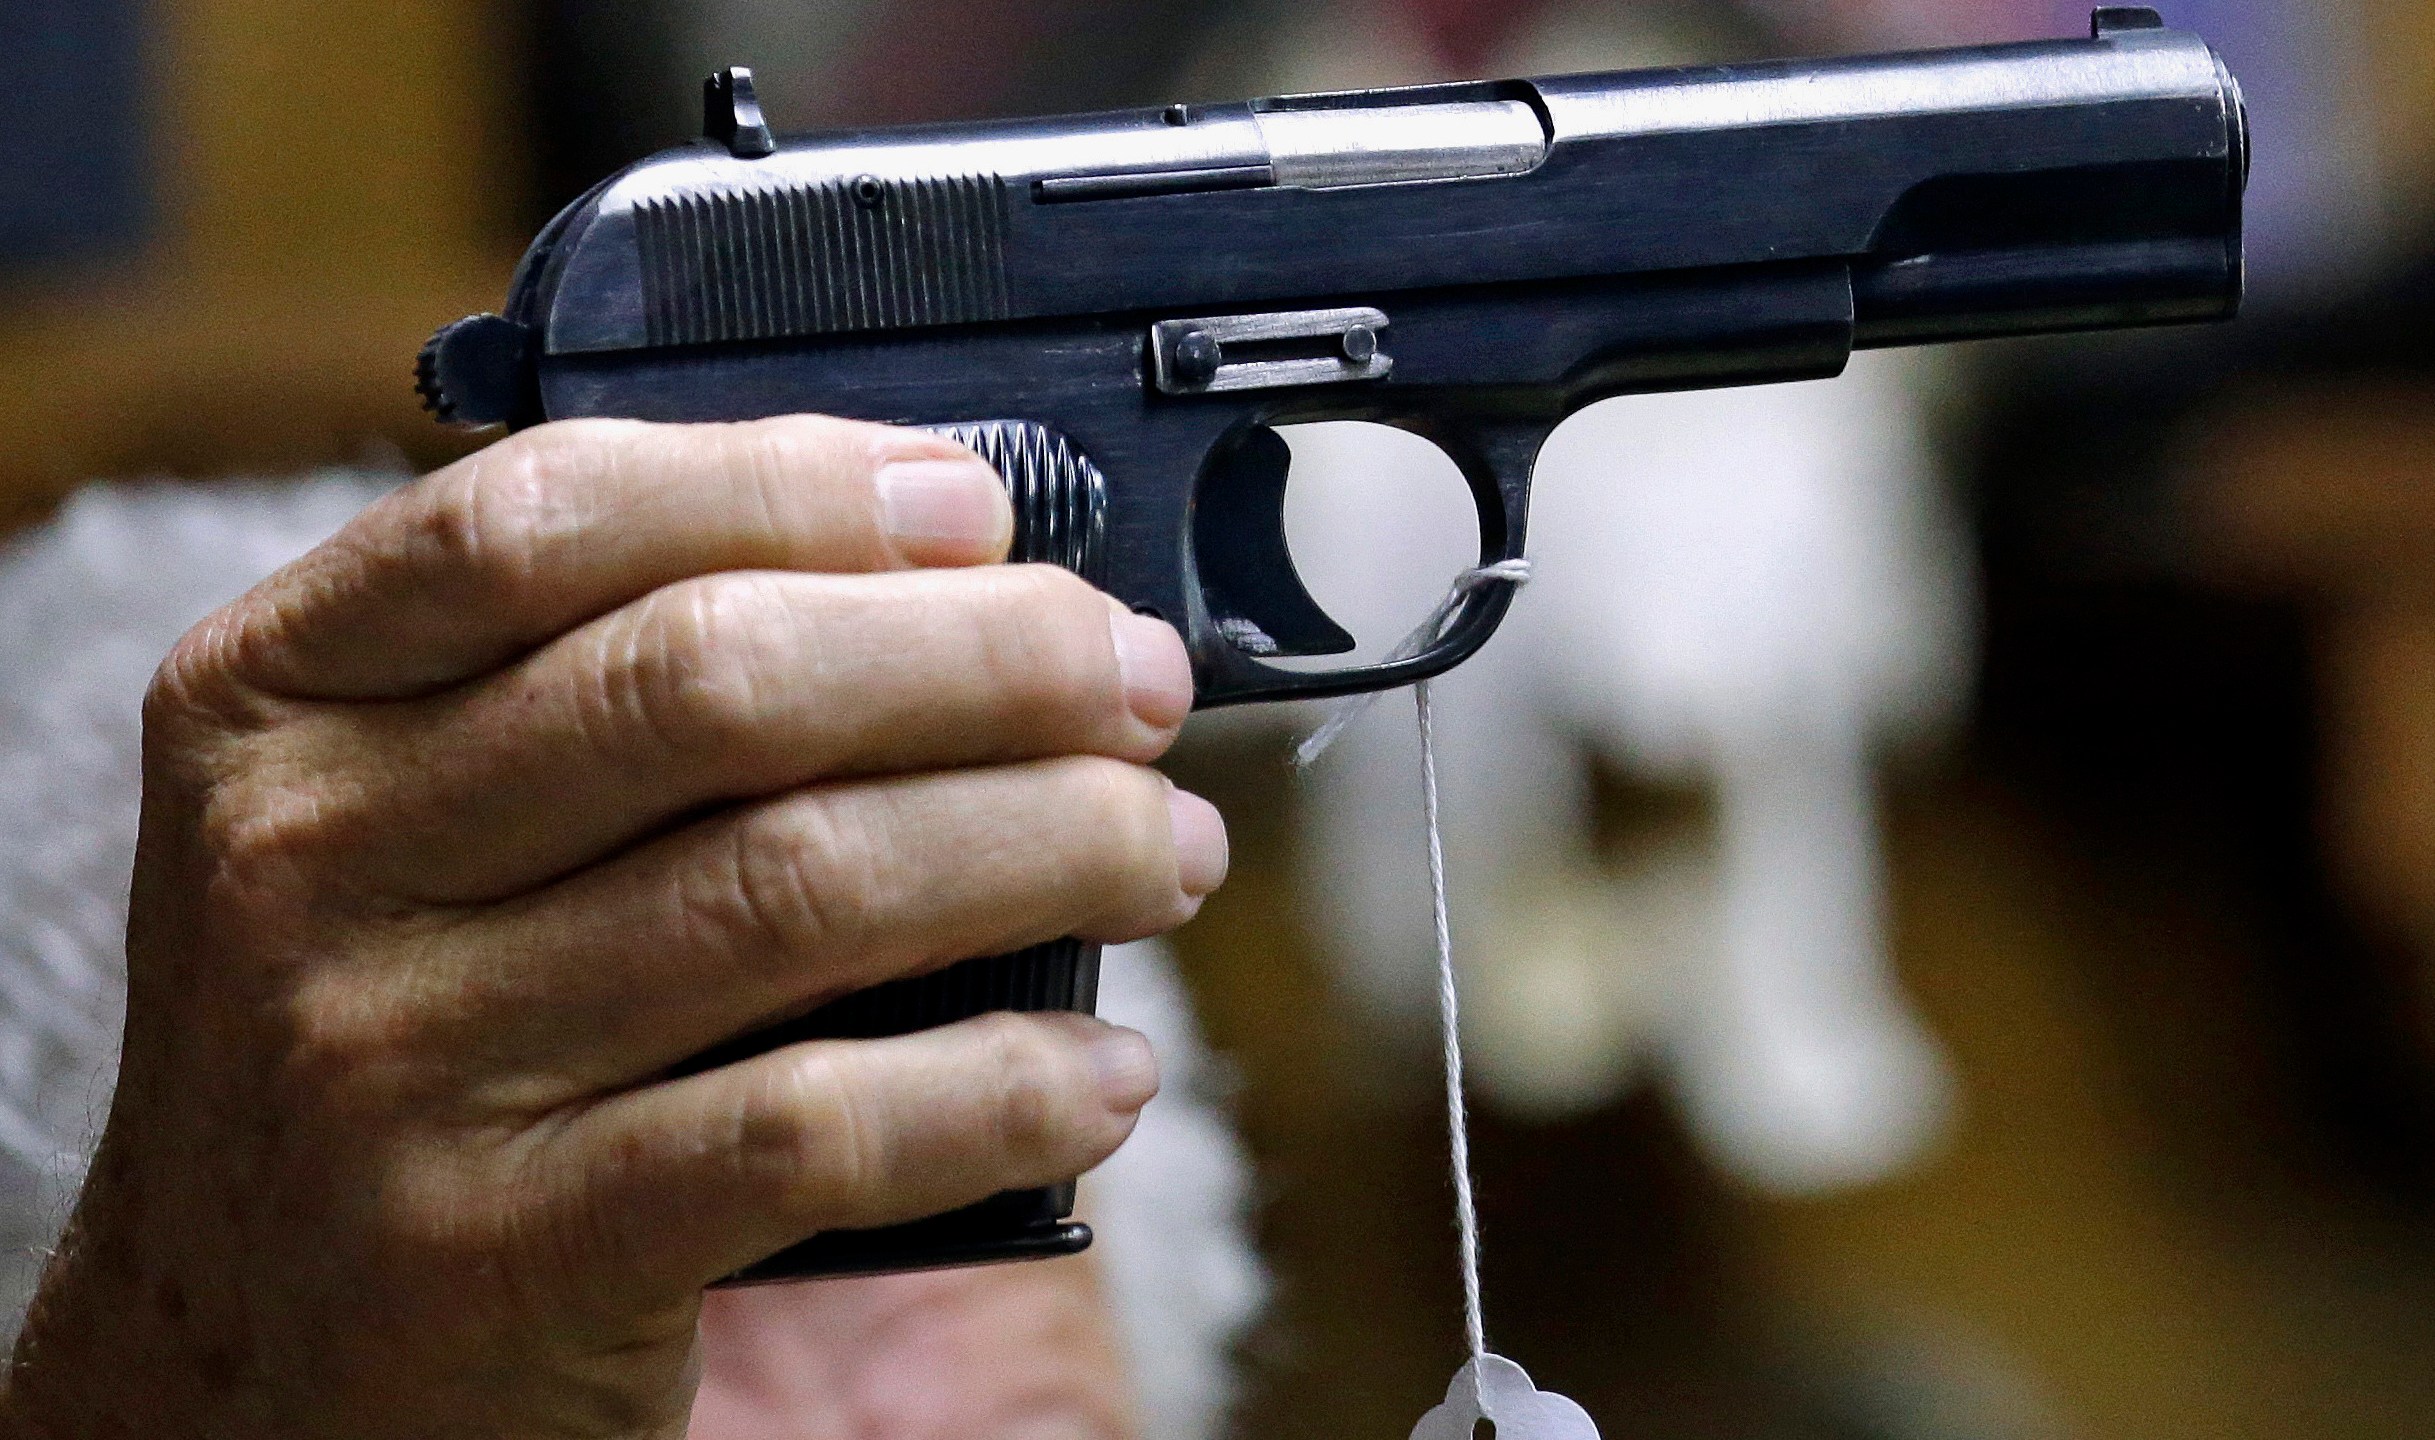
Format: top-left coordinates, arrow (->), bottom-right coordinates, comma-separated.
1109,610 -> 1193,729
1088,1026 -> 1160,1111
1167,787 -> 1229,897
875,457 -> 1010,559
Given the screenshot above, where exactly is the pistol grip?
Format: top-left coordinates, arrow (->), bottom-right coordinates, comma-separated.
710,940 -> 1103,1284
708,420 -> 1111,1285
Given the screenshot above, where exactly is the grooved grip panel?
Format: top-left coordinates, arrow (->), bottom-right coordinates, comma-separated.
933,419 -> 1109,582
710,421 -> 1114,1285
788,940 -> 1102,1043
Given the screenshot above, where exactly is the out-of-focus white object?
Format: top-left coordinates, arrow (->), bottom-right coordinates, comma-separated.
0,474 -> 397,1328
1092,937 -> 1269,1440
1290,350 -> 1969,1194
1190,0 -> 1969,1194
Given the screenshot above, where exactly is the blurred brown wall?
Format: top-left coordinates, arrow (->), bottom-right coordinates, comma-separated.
0,0 -> 525,527
2367,0 -> 2435,212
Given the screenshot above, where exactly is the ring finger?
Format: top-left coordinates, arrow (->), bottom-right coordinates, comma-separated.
285,564 -> 1194,902
396,755 -> 1225,1106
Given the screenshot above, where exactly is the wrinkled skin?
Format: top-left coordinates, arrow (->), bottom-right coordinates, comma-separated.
0,417 -> 1226,1440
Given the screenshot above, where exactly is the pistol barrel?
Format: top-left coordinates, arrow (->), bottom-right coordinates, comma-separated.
1543,12 -> 2247,345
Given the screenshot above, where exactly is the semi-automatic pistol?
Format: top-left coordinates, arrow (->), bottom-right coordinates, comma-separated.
419,5 -> 2246,1282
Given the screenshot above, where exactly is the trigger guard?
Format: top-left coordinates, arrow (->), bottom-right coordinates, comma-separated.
1184,413 -> 1540,708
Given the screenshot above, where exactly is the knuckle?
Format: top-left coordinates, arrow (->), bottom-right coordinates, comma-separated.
145,729 -> 362,940
717,415 -> 888,541
512,1135 -> 629,1301
741,1049 -> 877,1218
683,801 -> 885,976
408,438 -> 581,609
145,618 -> 239,730
977,1014 -> 1076,1159
196,777 -> 319,872
369,1153 -> 547,1323
995,561 -> 1101,616
145,606 -> 286,738
277,968 -> 433,1109
1059,758 -> 1175,896
376,1164 -> 486,1253
736,416 -> 855,491
596,576 -> 791,758
188,766 -> 353,915
967,567 -> 1124,726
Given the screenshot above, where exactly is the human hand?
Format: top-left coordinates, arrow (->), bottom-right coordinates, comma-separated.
1,416 -> 1226,1439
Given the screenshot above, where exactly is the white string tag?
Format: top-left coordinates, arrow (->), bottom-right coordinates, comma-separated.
1410,1355 -> 1600,1440
1291,560 -> 1533,771
1402,676 -> 1600,1440
1288,561 -> 1601,1440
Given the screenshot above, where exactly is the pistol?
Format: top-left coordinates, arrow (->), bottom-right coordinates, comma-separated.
417,5 -> 2245,1282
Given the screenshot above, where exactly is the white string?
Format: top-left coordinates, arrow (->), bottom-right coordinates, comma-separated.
1288,559 -> 1530,1392
1418,675 -> 1489,1372
1292,560 -> 1532,771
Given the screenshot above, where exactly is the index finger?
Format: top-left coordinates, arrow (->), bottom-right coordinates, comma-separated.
205,415 -> 1012,700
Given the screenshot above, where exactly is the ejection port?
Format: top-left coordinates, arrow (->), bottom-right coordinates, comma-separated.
1252,98 -> 1548,189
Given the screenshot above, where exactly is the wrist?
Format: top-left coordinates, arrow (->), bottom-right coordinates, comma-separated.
2,1173 -> 259,1440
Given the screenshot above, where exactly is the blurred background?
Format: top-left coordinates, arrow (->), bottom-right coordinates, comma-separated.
10,0 -> 2435,1435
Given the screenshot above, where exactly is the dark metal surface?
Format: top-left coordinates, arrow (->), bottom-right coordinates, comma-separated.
433,15 -> 2245,710
702,67 -> 775,160
1149,307 -> 1394,395
421,11 -> 2248,1282
525,29 -> 2240,359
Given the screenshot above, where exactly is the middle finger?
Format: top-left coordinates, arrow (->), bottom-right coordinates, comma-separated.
397,753 -> 1223,1102
289,563 -> 1193,902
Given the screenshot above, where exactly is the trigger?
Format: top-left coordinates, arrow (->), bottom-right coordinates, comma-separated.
1192,428 -> 1357,658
